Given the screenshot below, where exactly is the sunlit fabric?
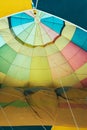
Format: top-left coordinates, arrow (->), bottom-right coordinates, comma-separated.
0,10 -> 87,87
0,9 -> 87,127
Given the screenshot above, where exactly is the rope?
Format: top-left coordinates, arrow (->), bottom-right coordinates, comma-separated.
59,79 -> 80,130
0,106 -> 14,130
25,95 -> 47,130
35,0 -> 39,9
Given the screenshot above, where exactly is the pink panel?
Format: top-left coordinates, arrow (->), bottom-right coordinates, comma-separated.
68,49 -> 87,70
62,42 -> 80,60
40,23 -> 59,41
81,78 -> 87,88
50,67 -> 72,79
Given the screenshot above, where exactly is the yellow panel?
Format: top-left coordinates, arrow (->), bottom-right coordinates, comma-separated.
55,36 -> 69,51
52,126 -> 87,130
62,22 -> 76,40
0,26 -> 22,52
0,72 -> 6,83
0,18 -> 9,30
60,73 -> 80,86
30,57 -> 49,69
0,28 -> 13,42
19,45 -> 33,56
40,24 -> 51,44
65,21 -> 75,26
33,47 -> 47,56
0,0 -> 32,18
7,38 -> 22,52
29,69 -> 52,86
34,24 -> 43,45
3,75 -> 28,87
75,63 -> 87,80
45,44 -> 59,55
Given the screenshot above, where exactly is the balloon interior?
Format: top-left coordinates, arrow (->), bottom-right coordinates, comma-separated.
0,9 -> 87,127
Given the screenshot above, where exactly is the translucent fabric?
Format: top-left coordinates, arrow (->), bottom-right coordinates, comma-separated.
0,10 -> 87,127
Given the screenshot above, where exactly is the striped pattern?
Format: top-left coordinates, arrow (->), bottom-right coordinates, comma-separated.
0,9 -> 87,88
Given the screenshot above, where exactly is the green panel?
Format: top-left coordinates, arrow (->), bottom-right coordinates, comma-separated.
7,65 -> 30,80
0,100 -> 29,107
12,54 -> 31,68
0,57 -> 10,74
10,100 -> 29,107
18,23 -> 35,42
25,25 -> 36,45
0,45 -> 17,63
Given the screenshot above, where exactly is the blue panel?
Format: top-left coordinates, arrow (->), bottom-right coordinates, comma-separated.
12,13 -> 23,18
72,28 -> 87,51
83,40 -> 87,51
41,16 -> 63,24
41,16 -> 64,34
10,13 -> 34,27
12,13 -> 34,19
10,17 -> 34,27
21,13 -> 34,19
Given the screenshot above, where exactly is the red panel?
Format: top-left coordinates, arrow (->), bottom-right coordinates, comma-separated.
68,49 -> 87,70
61,42 -> 87,70
59,103 -> 87,109
81,78 -> 87,88
61,42 -> 80,60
